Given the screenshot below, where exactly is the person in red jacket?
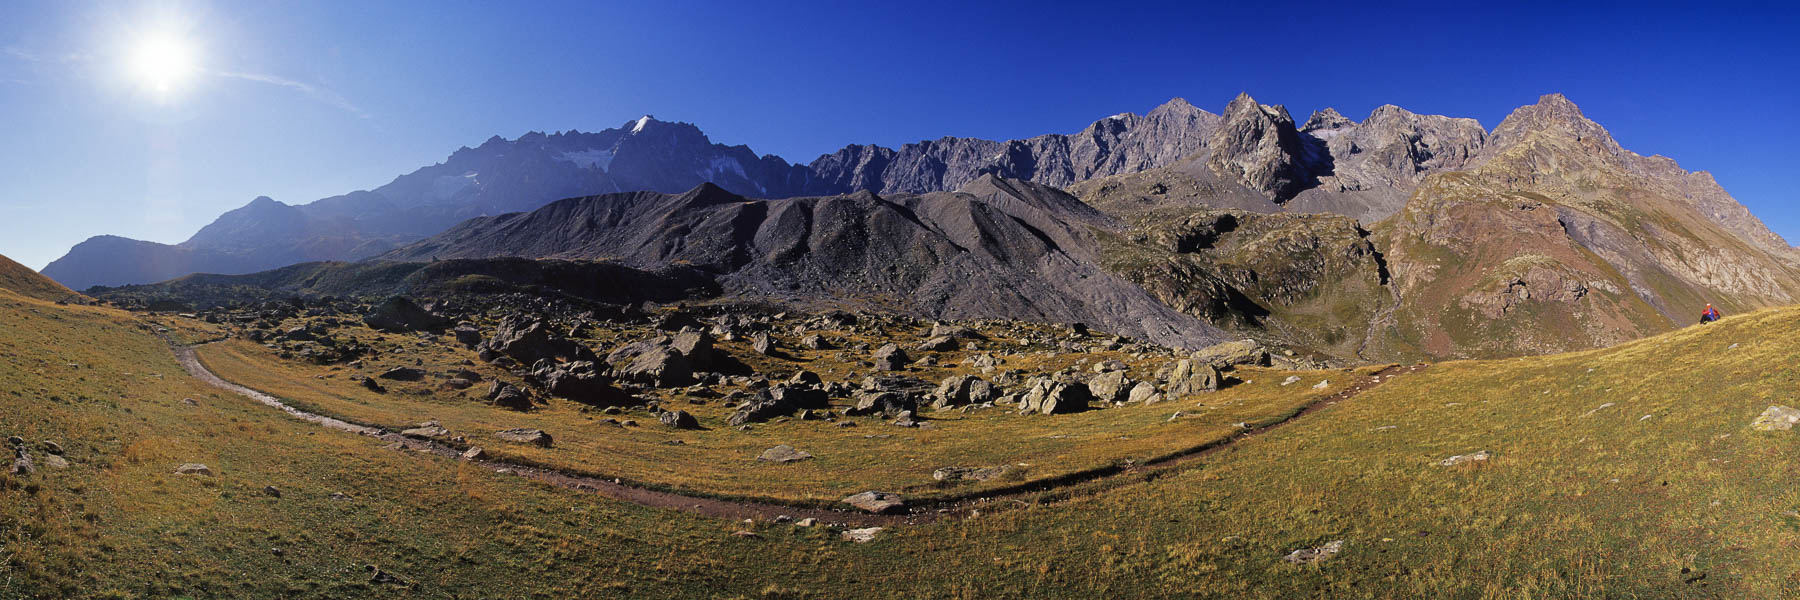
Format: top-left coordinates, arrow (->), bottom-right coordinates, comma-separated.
1700,303 -> 1721,324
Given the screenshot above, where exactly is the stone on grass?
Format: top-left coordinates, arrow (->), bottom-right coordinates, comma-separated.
1750,405 -> 1800,431
1281,540 -> 1344,565
1435,451 -> 1491,467
660,409 -> 700,430
174,463 -> 213,476
842,527 -> 885,543
842,491 -> 906,514
461,446 -> 488,461
40,454 -> 68,469
758,444 -> 813,464
495,428 -> 553,448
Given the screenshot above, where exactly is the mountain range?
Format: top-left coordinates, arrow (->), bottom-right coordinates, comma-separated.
58,93 -> 1800,361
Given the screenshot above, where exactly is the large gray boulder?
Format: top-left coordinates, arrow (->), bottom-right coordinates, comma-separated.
871,344 -> 908,371
932,375 -> 995,409
363,296 -> 449,332
538,361 -> 633,406
1017,377 -> 1092,415
1165,359 -> 1220,397
1087,370 -> 1134,404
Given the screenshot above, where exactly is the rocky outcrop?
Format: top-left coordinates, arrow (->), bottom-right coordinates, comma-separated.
362,296 -> 449,332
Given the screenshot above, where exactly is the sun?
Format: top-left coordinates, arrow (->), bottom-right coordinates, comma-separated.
130,34 -> 198,94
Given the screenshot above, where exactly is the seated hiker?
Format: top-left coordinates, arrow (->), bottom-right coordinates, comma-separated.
1700,303 -> 1721,324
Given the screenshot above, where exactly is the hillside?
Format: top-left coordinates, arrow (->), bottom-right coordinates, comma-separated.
0,252 -> 74,302
382,177 -> 1230,349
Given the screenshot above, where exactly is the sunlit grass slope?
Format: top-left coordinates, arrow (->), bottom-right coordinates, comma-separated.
0,254 -> 75,303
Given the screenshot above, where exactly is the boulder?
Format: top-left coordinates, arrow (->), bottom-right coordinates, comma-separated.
40,454 -> 68,469
1127,381 -> 1162,404
1017,378 -> 1091,415
539,361 -> 633,406
1435,451 -> 1491,467
932,375 -> 995,409
495,428 -> 553,448
757,445 -> 812,463
669,331 -> 716,366
173,463 -> 213,476
401,423 -> 450,439
363,296 -> 449,332
916,336 -> 958,352
871,344 -> 909,371
377,367 -> 425,381
929,323 -> 982,339
618,347 -> 694,388
801,334 -> 829,350
851,390 -> 917,418
842,491 -> 906,514
1193,339 -> 1270,367
483,316 -> 594,366
486,382 -> 534,411
1088,371 -> 1134,404
461,447 -> 488,461
1751,405 -> 1800,431
1165,360 -> 1220,397
1281,540 -> 1345,565
842,527 -> 884,543
751,333 -> 775,355
452,325 -> 482,348
660,409 -> 700,430
361,378 -> 386,394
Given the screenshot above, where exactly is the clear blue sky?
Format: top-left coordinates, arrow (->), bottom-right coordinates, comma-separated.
2,0 -> 1796,269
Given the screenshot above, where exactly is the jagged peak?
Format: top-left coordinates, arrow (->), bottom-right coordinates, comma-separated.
1148,97 -> 1213,118
1302,107 -> 1355,131
1491,93 -> 1610,144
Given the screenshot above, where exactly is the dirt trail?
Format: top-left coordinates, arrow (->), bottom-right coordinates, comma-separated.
174,341 -> 1423,526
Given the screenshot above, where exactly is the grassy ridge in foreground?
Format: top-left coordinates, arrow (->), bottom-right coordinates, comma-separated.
11,283 -> 1800,597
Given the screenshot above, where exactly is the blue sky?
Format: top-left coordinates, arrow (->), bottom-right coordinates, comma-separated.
1,0 -> 1796,269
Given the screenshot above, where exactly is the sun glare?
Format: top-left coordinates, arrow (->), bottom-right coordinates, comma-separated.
130,34 -> 197,95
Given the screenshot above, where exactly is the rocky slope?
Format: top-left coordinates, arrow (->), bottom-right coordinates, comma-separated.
381,177 -> 1228,349
1367,94 -> 1800,359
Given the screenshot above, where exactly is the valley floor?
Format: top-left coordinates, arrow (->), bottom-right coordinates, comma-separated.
7,289 -> 1800,598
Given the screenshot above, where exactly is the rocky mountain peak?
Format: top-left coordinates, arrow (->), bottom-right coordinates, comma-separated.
1301,108 -> 1355,134
1206,93 -> 1315,201
1490,93 -> 1614,149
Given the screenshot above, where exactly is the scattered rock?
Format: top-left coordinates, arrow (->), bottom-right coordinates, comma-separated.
795,518 -> 818,527
871,344 -> 909,371
363,296 -> 449,332
1281,376 -> 1302,386
40,441 -> 62,455
173,463 -> 213,476
378,367 -> 425,381
1165,360 -> 1221,396
751,333 -> 775,355
486,382 -> 534,411
1016,377 -> 1092,415
366,565 -> 404,585
1311,380 -> 1329,390
1128,381 -> 1162,404
361,378 -> 386,394
401,423 -> 450,439
916,336 -> 958,352
842,491 -> 906,514
732,530 -> 761,539
1281,540 -> 1345,565
495,428 -> 553,448
758,445 -> 813,463
842,527 -> 884,543
263,485 -> 282,498
1751,405 -> 1800,431
660,409 -> 700,430
1193,339 -> 1271,367
461,447 -> 488,461
40,455 -> 68,469
1436,451 -> 1491,467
